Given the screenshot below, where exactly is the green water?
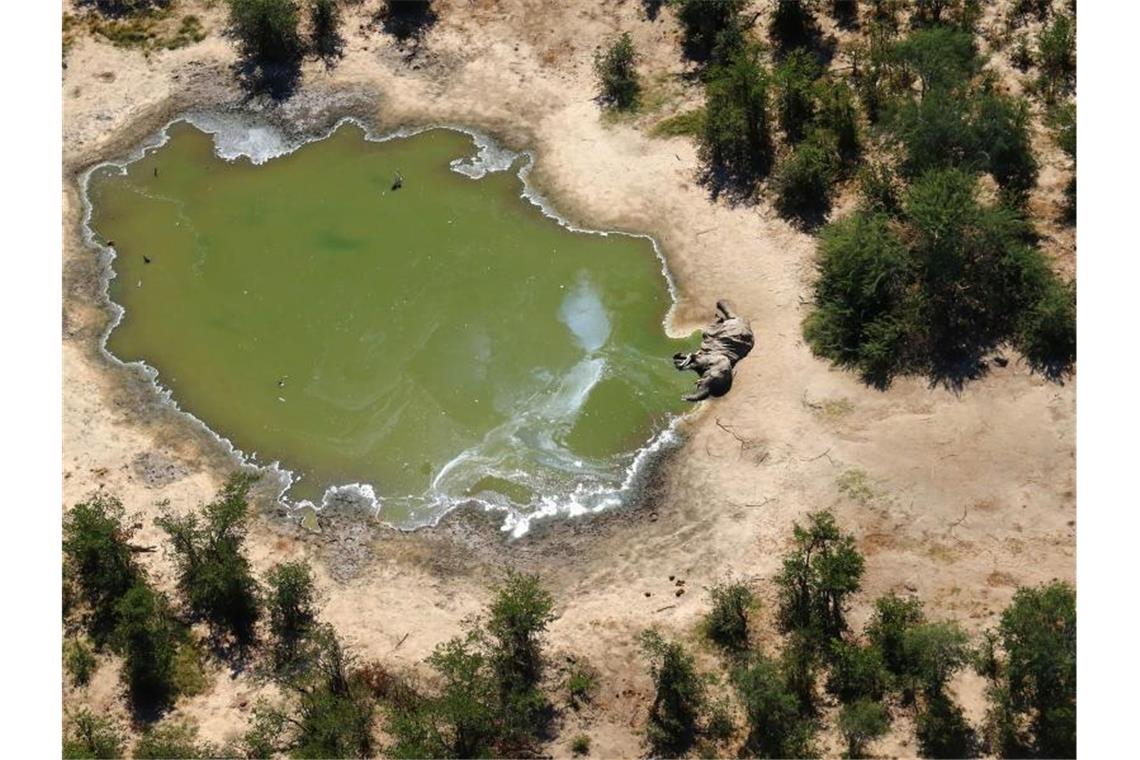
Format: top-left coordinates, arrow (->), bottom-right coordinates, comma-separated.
88,122 -> 696,530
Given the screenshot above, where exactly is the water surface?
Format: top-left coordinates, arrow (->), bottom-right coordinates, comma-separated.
88,122 -> 696,531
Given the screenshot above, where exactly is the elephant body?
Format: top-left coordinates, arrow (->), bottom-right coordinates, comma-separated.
673,300 -> 755,401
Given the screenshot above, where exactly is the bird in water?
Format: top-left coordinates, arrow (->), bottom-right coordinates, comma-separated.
277,376 -> 288,388
143,255 -> 152,264
391,170 -> 404,191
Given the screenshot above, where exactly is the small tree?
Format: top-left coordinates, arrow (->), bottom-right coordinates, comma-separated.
114,582 -> 179,708
988,581 -> 1076,758
816,78 -> 861,160
486,570 -> 556,740
838,699 -> 890,759
901,621 -> 972,698
64,637 -> 98,687
668,0 -> 748,61
775,511 -> 865,643
265,560 -> 318,666
63,494 -> 141,640
733,655 -> 816,759
826,640 -> 889,703
1036,13 -> 1075,101
701,47 -> 773,187
156,474 -> 262,643
865,593 -> 926,678
310,0 -> 342,59
702,581 -> 756,653
640,629 -> 707,757
63,710 -> 125,760
774,128 -> 841,222
227,0 -> 302,66
770,0 -> 819,48
290,626 -> 376,758
594,32 -> 641,110
774,48 -> 820,143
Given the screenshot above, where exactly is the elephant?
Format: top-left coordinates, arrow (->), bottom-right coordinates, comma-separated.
673,300 -> 755,402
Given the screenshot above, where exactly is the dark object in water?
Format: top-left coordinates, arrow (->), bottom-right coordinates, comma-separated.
153,167 -> 158,177
673,300 -> 755,402
143,255 -> 152,264
106,240 -> 115,248
277,377 -> 287,388
391,170 -> 404,191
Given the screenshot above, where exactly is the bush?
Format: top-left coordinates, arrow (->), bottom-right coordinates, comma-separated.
652,108 -> 706,138
64,637 -> 98,687
826,640 -> 888,703
571,733 -> 591,756
227,0 -> 301,66
893,26 -> 978,95
291,626 -> 376,758
700,47 -> 773,187
856,162 -> 902,214
156,474 -> 262,643
567,663 -> 597,707
774,128 -> 841,222
1016,278 -> 1076,379
804,168 -> 1074,387
775,511 -> 865,643
839,699 -> 890,759
774,49 -> 820,143
114,582 -> 179,708
816,78 -> 861,160
134,719 -> 214,759
310,0 -> 342,59
640,629 -> 707,757
973,92 -> 1038,201
63,494 -> 141,640
702,581 -> 756,653
865,593 -> 926,678
594,32 -> 641,110
63,710 -> 125,760
780,631 -> 820,715
265,560 -> 318,666
992,582 -> 1076,758
734,655 -> 816,758
901,621 -> 972,698
668,0 -> 748,61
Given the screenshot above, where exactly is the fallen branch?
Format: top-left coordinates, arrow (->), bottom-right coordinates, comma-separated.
394,632 -> 410,650
654,604 -> 676,613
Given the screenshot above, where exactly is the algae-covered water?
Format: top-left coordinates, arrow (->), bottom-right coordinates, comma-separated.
87,121 -> 696,532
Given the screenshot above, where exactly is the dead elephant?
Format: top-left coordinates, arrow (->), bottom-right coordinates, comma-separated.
673,300 -> 755,402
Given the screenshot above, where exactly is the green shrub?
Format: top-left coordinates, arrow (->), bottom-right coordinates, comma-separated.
826,640 -> 888,703
63,710 -> 125,760
804,168 -> 1074,387
775,511 -> 865,643
134,719 -> 214,759
865,593 -> 926,678
780,631 -> 820,715
291,626 -> 376,758
594,32 -> 641,110
774,49 -> 820,143
640,629 -> 707,757
702,581 -> 756,653
265,560 -> 318,666
227,0 -> 301,65
114,582 -> 179,708
733,655 -> 816,758
856,162 -> 902,214
155,474 -> 262,643
63,494 -> 141,640
974,93 -> 1038,201
774,129 -> 840,222
893,27 -> 978,95
1016,278 -> 1076,379
172,639 -> 210,697
901,621 -> 972,698
487,570 -> 556,739
64,637 -> 98,687
567,663 -> 597,707
700,48 -> 773,187
571,733 -> 591,756
838,699 -> 890,759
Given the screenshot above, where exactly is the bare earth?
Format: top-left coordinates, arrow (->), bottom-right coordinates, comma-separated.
61,1 -> 1075,756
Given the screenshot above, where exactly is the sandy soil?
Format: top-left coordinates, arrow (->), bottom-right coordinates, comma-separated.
61,1 -> 1075,756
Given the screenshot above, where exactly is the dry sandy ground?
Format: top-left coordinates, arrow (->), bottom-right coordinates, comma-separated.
61,1 -> 1075,756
